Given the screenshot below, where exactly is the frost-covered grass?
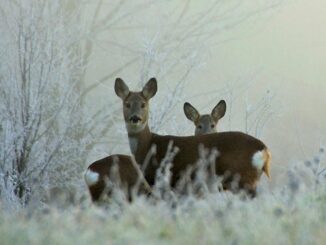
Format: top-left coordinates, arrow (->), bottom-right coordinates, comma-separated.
0,153 -> 325,245
0,186 -> 325,245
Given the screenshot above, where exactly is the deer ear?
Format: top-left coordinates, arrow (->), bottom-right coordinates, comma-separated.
211,100 -> 226,122
142,77 -> 157,100
184,102 -> 200,123
115,78 -> 130,100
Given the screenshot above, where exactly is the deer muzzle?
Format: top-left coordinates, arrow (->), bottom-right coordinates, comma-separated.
129,115 -> 142,124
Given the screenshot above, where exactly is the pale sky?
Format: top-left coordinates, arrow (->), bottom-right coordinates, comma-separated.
205,1 -> 325,152
85,0 -> 326,181
186,0 -> 326,178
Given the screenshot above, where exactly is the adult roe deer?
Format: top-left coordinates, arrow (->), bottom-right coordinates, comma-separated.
85,101 -> 228,202
85,79 -> 270,201
115,77 -> 271,197
184,100 -> 226,135
84,100 -> 226,202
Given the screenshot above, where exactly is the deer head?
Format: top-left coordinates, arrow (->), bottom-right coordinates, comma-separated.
115,78 -> 157,134
184,100 -> 226,135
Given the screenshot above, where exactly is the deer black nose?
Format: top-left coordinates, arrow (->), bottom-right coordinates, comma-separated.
130,115 -> 141,123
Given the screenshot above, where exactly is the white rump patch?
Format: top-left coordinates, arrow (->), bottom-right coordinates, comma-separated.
129,137 -> 138,154
84,169 -> 99,186
252,151 -> 265,170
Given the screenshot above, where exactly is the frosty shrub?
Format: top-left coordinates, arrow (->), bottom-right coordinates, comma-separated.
0,0 -> 99,207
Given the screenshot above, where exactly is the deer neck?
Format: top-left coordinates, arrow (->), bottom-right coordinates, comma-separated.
128,124 -> 152,164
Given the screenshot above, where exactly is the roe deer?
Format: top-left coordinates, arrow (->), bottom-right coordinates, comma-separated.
115,77 -> 271,197
84,155 -> 150,202
184,100 -> 226,135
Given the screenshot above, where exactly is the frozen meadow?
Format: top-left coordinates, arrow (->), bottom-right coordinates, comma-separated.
0,1 -> 325,244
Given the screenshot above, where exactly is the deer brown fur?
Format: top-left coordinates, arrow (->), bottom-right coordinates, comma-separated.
84,155 -> 149,202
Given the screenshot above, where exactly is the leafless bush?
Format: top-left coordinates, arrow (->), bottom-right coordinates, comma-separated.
244,89 -> 278,137
0,0 -> 110,207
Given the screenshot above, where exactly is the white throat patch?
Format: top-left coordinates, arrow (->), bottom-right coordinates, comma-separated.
129,137 -> 138,154
126,122 -> 146,134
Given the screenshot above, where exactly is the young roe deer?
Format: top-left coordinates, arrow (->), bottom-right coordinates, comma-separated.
84,155 -> 150,202
184,100 -> 226,135
115,77 -> 271,197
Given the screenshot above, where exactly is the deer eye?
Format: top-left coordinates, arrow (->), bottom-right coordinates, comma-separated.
197,125 -> 202,129
211,124 -> 215,128
141,103 -> 146,108
125,102 -> 131,108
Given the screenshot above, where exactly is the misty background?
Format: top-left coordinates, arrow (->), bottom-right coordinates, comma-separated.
83,0 -> 326,185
